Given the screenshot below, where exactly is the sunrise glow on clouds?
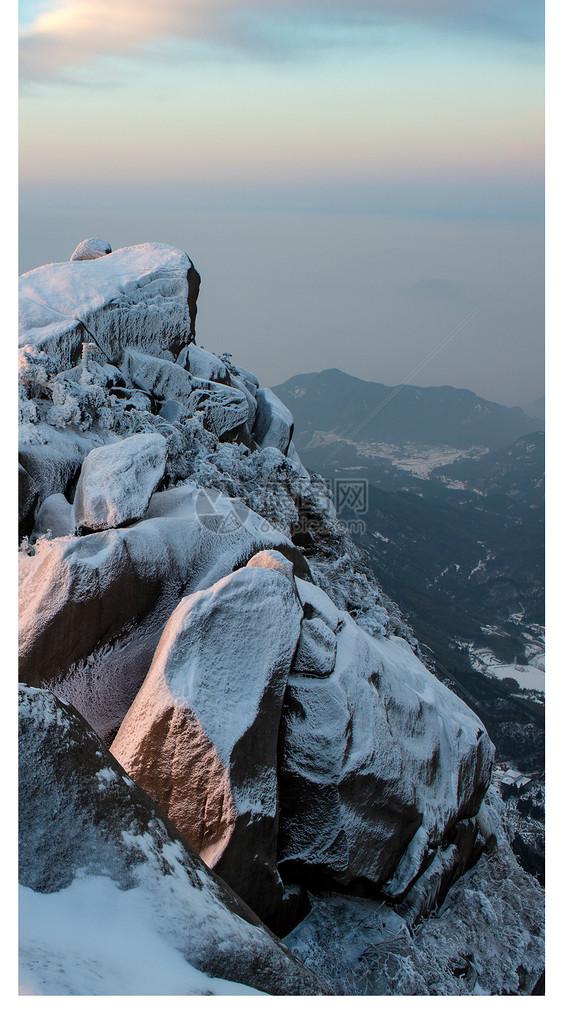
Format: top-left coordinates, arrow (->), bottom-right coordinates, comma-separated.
19,1 -> 543,218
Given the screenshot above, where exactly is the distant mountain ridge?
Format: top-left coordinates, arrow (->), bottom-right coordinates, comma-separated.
521,395 -> 545,424
273,369 -> 543,451
273,369 -> 544,774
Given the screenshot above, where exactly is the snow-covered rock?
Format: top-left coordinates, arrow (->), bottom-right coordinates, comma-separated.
292,617 -> 337,677
234,364 -> 259,395
278,596 -> 494,896
73,433 -> 167,532
284,790 -> 543,996
295,576 -> 342,631
118,347 -> 249,439
19,685 -> 328,996
119,347 -> 194,404
111,565 -> 304,924
191,381 -> 250,440
229,371 -> 258,430
183,345 -> 230,384
19,482 -> 294,741
19,427 -> 102,534
254,388 -> 294,454
70,238 -> 112,261
246,548 -> 296,580
32,492 -> 74,539
17,241 -> 543,994
19,242 -> 198,369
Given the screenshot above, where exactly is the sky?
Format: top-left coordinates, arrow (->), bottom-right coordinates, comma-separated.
18,1 -> 545,406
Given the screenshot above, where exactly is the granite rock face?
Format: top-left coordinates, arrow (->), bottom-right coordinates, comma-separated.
277,580 -> 494,898
19,242 -> 199,368
253,388 -> 294,454
111,564 -> 304,925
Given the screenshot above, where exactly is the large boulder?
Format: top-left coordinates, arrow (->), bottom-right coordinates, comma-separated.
253,388 -> 294,454
18,483 -> 295,741
111,563 -> 304,925
19,242 -> 199,369
277,579 -> 494,897
19,685 -> 328,996
73,433 -> 167,532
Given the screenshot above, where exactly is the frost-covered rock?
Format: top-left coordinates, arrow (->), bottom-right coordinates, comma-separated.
253,388 -> 294,454
192,381 -> 250,440
19,483 -> 294,740
73,433 -> 167,532
18,462 -> 38,528
119,347 -> 194,404
19,685 -> 328,996
284,789 -> 543,996
246,548 -> 296,580
234,364 -> 259,395
17,240 -> 543,994
277,588 -> 494,896
19,427 -> 102,535
292,617 -> 337,677
70,238 -> 112,261
119,347 -> 249,439
19,242 -> 198,369
228,372 -> 258,430
32,493 -> 74,539
111,565 -> 304,925
183,345 -> 230,384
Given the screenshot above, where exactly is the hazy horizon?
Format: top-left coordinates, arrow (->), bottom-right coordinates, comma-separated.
19,204 -> 544,409
19,0 -> 544,409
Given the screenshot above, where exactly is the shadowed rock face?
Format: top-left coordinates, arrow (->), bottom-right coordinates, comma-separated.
253,388 -> 294,454
277,579 -> 494,897
19,684 -> 329,996
111,564 -> 304,925
110,555 -> 494,924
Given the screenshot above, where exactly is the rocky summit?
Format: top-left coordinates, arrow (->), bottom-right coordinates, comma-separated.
18,241 -> 544,995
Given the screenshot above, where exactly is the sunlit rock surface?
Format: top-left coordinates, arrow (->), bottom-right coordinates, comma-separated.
19,483 -> 294,741
111,564 -> 303,924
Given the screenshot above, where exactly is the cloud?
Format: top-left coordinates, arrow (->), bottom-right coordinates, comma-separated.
20,0 -> 544,84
